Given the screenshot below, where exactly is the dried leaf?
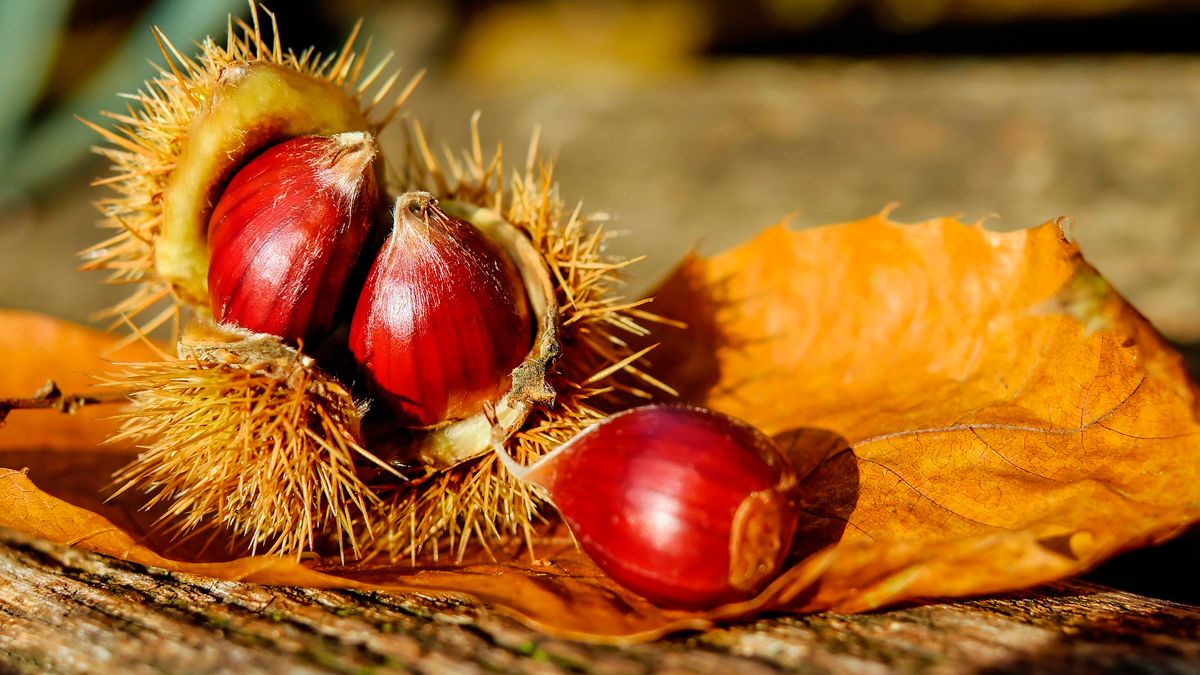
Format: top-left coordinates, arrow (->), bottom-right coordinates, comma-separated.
645,214 -> 1200,615
0,309 -> 160,451
1,214 -> 1198,643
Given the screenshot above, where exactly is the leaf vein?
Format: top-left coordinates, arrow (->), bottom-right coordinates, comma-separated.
858,456 -> 1003,531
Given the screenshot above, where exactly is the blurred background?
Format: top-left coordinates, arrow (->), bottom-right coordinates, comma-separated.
0,0 -> 1197,602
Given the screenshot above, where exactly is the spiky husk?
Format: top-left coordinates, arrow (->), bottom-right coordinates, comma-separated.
81,3 -> 417,348
88,5 -> 674,562
88,5 -> 419,557
365,119 -> 678,561
106,336 -> 381,559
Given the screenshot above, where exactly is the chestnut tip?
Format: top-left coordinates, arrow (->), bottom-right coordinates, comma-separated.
395,191 -> 439,217
321,131 -> 377,196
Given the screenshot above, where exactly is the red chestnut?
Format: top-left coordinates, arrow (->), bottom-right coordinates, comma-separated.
207,132 -> 378,344
349,192 -> 533,427
493,405 -> 799,609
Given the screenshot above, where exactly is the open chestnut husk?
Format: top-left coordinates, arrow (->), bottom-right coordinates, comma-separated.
85,11 -> 418,556
492,404 -> 799,609
89,6 -> 670,559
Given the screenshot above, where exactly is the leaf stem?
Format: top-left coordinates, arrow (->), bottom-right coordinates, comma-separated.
0,380 -> 127,423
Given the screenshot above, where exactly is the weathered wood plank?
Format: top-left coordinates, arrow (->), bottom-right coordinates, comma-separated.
0,527 -> 1196,674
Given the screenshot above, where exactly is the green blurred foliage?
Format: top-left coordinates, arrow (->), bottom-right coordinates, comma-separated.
0,0 -> 242,203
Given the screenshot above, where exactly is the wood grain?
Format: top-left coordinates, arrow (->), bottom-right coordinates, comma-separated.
0,527 -> 1196,674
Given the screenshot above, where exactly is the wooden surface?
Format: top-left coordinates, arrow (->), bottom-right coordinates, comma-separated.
0,527 -> 1196,674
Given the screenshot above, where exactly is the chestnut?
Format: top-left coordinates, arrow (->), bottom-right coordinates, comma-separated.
350,192 -> 534,427
206,132 -> 378,344
493,404 -> 799,609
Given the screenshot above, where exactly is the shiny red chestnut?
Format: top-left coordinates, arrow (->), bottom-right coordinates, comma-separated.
349,192 -> 533,427
493,404 -> 799,609
207,132 -> 378,344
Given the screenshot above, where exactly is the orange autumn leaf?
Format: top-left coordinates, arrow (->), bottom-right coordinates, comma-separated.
0,309 -> 161,452
647,213 -> 1200,613
0,212 -> 1198,644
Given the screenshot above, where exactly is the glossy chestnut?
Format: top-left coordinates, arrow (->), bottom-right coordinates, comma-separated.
206,132 -> 378,344
494,404 -> 799,609
350,192 -> 533,427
